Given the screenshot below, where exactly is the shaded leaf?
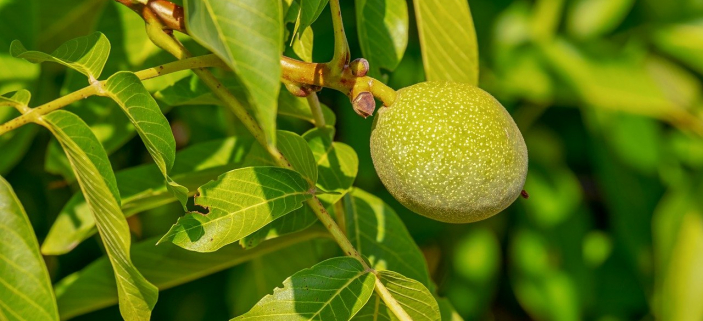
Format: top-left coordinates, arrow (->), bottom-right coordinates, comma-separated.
356,0 -> 408,76
41,137 -> 254,255
159,167 -> 312,252
228,241 -> 323,315
0,175 -> 59,321
344,188 -> 431,286
292,26 -> 314,62
55,230 -> 326,320
40,110 -> 157,321
184,0 -> 282,147
291,0 -> 328,40
10,32 -> 109,80
304,126 -> 358,194
354,271 -> 440,321
277,130 -> 318,186
104,71 -> 189,208
0,91 -> 36,175
413,0 -> 478,85
155,76 -> 336,126
232,257 -> 375,320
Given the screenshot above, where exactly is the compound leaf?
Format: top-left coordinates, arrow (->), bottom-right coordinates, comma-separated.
41,137 -> 254,255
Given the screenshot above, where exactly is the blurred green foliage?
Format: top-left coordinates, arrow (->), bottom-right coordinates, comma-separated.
2,0 -> 703,320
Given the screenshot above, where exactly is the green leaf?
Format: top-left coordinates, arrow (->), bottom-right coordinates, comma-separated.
304,126 -> 358,194
291,0 -> 328,40
356,0 -> 409,76
354,271 -> 440,321
239,127 -> 358,248
277,130 -> 318,186
41,137 -> 254,255
0,89 -> 31,110
278,88 -> 336,126
413,0 -> 478,85
55,230 -> 325,320
0,175 -> 59,321
104,71 -> 189,208
566,0 -> 635,39
155,76 -> 336,126
0,91 -> 36,174
437,297 -> 464,321
292,26 -> 314,62
232,257 -> 375,320
653,20 -> 703,75
160,166 -> 313,252
184,0 -> 282,147
344,188 -> 431,287
40,110 -> 157,321
228,240 -> 323,315
10,31 -> 109,80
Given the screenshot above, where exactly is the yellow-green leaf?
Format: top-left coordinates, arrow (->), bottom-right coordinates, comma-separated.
232,257 -> 375,320
159,167 -> 312,252
354,271 -> 440,321
356,0 -> 409,76
414,0 -> 478,85
0,175 -> 59,321
10,32 -> 109,80
184,0 -> 282,148
40,110 -> 157,321
104,71 -> 189,208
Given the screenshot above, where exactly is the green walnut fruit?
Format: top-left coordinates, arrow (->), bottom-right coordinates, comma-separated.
370,81 -> 528,223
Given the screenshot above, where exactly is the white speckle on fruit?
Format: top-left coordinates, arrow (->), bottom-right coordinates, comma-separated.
370,81 -> 528,223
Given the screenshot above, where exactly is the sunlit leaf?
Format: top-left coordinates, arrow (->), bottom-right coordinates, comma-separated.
55,230 -> 326,320
159,167 -> 312,252
228,241 -> 323,315
240,127 -> 357,248
184,0 -> 282,147
344,188 -> 431,287
0,175 -> 59,321
356,0 -> 408,76
10,31 -> 109,80
354,271 -> 440,321
232,257 -> 375,320
104,71 -> 189,208
40,110 -> 157,321
41,137 -> 254,255
413,0 -> 478,85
